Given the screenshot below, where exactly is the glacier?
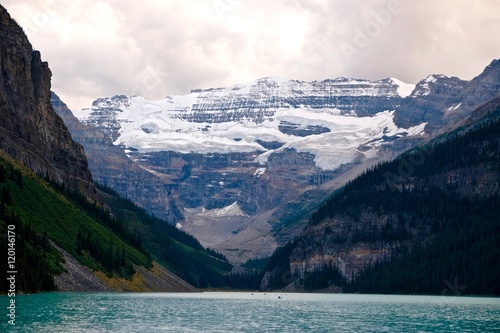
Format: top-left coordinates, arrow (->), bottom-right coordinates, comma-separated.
75,76 -> 423,171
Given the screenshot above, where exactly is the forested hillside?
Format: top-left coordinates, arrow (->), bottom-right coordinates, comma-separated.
0,149 -> 234,292
96,184 -> 233,288
0,151 -> 151,292
261,104 -> 500,295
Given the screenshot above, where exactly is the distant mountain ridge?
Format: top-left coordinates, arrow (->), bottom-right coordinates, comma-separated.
67,60 -> 500,263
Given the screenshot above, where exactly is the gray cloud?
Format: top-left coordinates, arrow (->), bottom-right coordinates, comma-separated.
3,0 -> 500,110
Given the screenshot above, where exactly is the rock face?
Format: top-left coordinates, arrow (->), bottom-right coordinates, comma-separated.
0,5 -> 97,202
394,59 -> 500,131
51,242 -> 113,292
394,75 -> 467,132
69,61 -> 500,263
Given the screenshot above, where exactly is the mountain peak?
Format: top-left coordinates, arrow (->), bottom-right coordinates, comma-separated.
389,77 -> 416,98
475,58 -> 500,79
487,58 -> 500,69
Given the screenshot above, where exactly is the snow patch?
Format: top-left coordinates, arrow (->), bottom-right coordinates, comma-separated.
425,75 -> 438,83
254,168 -> 266,177
197,202 -> 249,218
446,102 -> 462,113
390,77 -> 416,98
406,122 -> 427,136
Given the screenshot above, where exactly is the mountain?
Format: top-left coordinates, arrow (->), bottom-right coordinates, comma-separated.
51,92 -> 183,223
260,97 -> 500,295
70,61 -> 500,264
70,77 -> 426,261
394,60 -> 500,132
0,149 -> 196,292
0,4 -> 231,293
0,4 -> 190,292
0,6 -> 97,203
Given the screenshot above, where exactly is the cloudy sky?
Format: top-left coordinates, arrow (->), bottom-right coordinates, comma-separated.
3,0 -> 500,110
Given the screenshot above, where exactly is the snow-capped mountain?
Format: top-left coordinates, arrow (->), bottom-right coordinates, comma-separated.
77,77 -> 421,171
71,76 -> 426,261
67,62 -> 500,262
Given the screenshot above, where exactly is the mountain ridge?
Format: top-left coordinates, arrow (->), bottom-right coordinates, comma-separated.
64,59 -> 500,263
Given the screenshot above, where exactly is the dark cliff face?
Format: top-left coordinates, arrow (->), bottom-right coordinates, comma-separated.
393,75 -> 467,131
460,59 -> 500,116
0,5 -> 97,201
51,93 -> 183,222
394,61 -> 500,132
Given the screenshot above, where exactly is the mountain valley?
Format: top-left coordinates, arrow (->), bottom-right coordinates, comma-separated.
1,1 -> 499,296
69,60 -> 500,264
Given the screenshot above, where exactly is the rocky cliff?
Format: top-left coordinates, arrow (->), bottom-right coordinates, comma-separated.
394,59 -> 500,131
0,5 -> 203,293
0,5 -> 97,202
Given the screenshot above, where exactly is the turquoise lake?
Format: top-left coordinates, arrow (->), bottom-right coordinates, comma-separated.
1,292 -> 499,332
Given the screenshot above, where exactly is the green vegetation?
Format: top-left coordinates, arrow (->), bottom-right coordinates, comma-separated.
340,117 -> 500,295
0,190 -> 62,292
303,263 -> 347,291
346,198 -> 500,295
0,152 -> 151,293
241,256 -> 270,271
262,240 -> 299,290
95,183 -> 233,288
0,149 -> 235,293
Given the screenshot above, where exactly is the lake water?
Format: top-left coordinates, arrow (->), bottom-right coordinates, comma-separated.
2,292 -> 499,332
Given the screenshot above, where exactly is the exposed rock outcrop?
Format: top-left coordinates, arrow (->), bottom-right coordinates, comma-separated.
53,242 -> 196,292
52,242 -> 113,292
395,60 -> 500,131
0,5 -> 98,202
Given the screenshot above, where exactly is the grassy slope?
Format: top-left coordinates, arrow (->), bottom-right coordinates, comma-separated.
0,149 -> 151,291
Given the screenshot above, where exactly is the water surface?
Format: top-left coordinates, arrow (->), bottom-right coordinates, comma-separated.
2,292 -> 499,332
